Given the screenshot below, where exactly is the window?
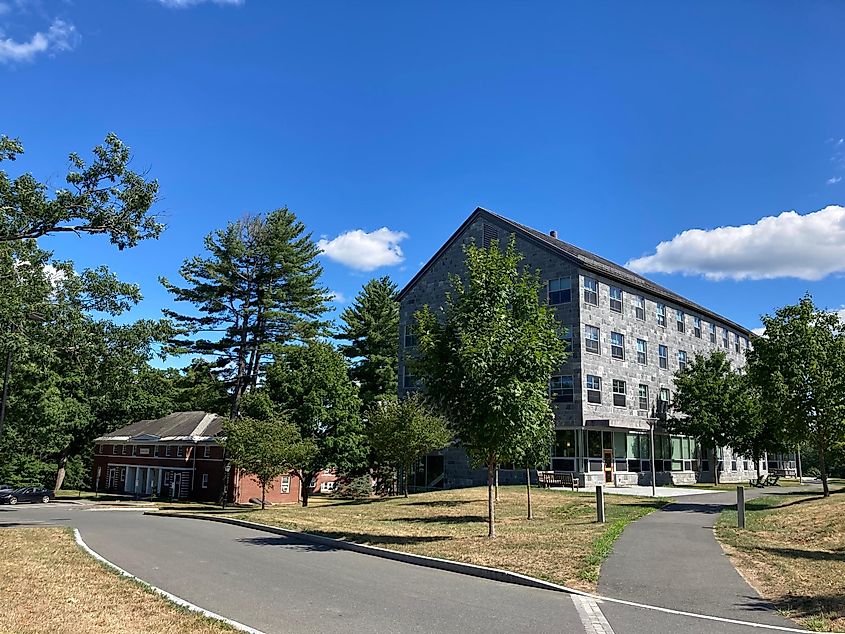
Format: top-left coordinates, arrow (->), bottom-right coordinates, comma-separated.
550,375 -> 574,402
554,430 -> 576,457
658,388 -> 670,413
734,332 -> 740,353
562,326 -> 573,353
280,475 -> 291,494
165,445 -> 172,457
583,276 -> 598,305
548,277 -> 571,304
676,309 -> 685,333
586,375 -> 602,404
609,286 -> 623,313
201,474 -> 209,489
403,367 -> 419,390
678,350 -> 687,371
710,323 -> 717,344
203,445 -> 211,458
693,316 -> 702,338
482,223 -> 499,248
634,295 -> 645,320
403,324 -> 418,348
638,384 -> 649,410
658,344 -> 668,369
320,481 -> 336,493
177,445 -> 184,458
722,327 -> 729,349
744,337 -> 750,352
584,324 -> 600,354
612,380 -> 626,407
636,339 -> 647,364
610,332 -> 625,359
112,445 -> 118,455
657,303 -> 666,327
122,445 -> 128,455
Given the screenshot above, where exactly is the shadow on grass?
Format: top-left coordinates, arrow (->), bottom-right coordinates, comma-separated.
390,514 -> 487,525
739,592 -> 844,624
756,545 -> 845,562
403,499 -> 477,508
238,530 -> 450,548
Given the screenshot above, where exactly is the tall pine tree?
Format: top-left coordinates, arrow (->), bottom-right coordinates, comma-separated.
161,209 -> 330,417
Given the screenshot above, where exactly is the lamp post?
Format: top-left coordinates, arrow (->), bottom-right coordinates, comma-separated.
649,418 -> 657,497
222,461 -> 231,510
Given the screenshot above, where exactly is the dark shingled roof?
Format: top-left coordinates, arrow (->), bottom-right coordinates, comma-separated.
97,411 -> 225,440
398,207 -> 750,336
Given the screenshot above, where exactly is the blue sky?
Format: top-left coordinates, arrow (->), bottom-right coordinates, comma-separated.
2,0 -> 844,366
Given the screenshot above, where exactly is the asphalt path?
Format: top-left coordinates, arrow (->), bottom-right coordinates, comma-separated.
0,501 -> 810,634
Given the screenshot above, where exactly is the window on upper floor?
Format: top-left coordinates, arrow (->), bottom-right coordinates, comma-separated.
658,344 -> 668,369
177,445 -> 184,458
583,276 -> 598,306
710,323 -> 717,344
722,327 -> 729,349
658,387 -> 670,413
584,324 -> 600,354
609,286 -> 623,313
562,326 -> 573,353
678,350 -> 688,371
693,316 -> 702,338
634,295 -> 645,320
636,339 -> 647,364
122,445 -> 128,455
657,303 -> 666,327
550,375 -> 574,403
403,366 -> 420,391
112,444 -> 118,455
203,445 -> 211,458
586,375 -> 602,404
403,324 -> 418,348
676,309 -> 685,333
165,445 -> 172,457
638,384 -> 649,411
610,332 -> 625,360
612,379 -> 626,407
734,333 -> 741,353
548,277 -> 572,305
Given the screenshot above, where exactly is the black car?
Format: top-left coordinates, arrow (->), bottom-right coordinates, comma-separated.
0,487 -> 53,505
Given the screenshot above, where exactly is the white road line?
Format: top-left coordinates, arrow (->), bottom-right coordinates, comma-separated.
572,595 -> 616,634
73,528 -> 267,634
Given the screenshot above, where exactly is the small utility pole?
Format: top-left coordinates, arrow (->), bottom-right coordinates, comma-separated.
737,485 -> 746,529
649,420 -> 657,497
796,444 -> 803,485
596,484 -> 606,523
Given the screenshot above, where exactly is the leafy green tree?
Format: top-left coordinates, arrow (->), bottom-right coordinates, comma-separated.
367,394 -> 452,497
168,359 -> 230,414
224,414 -> 314,509
0,133 -> 161,248
337,277 -> 399,409
747,295 -> 845,497
414,236 -> 566,537
266,342 -> 367,506
162,209 -> 330,418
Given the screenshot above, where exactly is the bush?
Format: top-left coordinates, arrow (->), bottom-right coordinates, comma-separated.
332,475 -> 373,499
805,466 -> 821,478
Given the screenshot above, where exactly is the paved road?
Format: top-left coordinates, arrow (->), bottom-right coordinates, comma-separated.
0,501 -> 807,634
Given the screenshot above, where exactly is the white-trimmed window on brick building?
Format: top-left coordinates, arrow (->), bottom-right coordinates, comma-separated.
676,309 -> 685,333
404,324 -> 418,348
177,445 -> 184,458
678,350 -> 687,371
583,276 -> 598,305
657,303 -> 666,327
610,331 -> 625,359
612,379 -> 626,407
165,445 -> 172,457
609,286 -> 623,313
658,344 -> 668,369
636,339 -> 647,364
638,384 -> 649,411
709,322 -> 717,344
122,444 -> 128,455
201,473 -> 209,489
693,316 -> 702,338
548,277 -> 572,304
722,327 -> 729,349
586,375 -> 602,404
585,324 -> 600,354
203,445 -> 211,458
550,375 -> 574,403
280,475 -> 291,494
634,294 -> 645,320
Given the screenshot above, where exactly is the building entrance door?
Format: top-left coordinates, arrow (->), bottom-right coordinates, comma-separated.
172,473 -> 181,499
603,449 -> 613,484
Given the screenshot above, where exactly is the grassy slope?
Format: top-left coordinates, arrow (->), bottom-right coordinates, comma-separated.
216,485 -> 666,591
0,527 -> 232,634
716,488 -> 845,632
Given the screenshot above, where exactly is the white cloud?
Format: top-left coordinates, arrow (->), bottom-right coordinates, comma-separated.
751,327 -> 766,336
329,291 -> 346,304
626,205 -> 845,281
828,176 -> 842,185
0,18 -> 79,64
157,0 -> 244,7
318,227 -> 408,271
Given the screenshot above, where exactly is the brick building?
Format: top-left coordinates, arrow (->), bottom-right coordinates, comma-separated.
92,411 -> 337,503
398,207 -> 795,489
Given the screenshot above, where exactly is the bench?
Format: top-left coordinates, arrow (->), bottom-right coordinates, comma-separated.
748,471 -> 784,488
537,471 -> 581,491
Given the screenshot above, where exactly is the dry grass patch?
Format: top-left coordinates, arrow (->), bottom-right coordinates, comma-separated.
716,489 -> 845,632
222,485 -> 665,591
0,527 -> 232,634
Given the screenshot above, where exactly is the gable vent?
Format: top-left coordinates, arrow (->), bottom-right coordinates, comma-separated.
482,223 -> 499,248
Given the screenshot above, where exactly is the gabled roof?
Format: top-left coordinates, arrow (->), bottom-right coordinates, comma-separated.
95,411 -> 226,443
398,207 -> 750,335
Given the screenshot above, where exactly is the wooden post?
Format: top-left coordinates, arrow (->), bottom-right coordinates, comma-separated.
596,484 -> 606,523
737,485 -> 745,529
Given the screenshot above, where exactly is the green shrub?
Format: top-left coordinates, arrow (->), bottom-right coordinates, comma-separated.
333,475 -> 373,499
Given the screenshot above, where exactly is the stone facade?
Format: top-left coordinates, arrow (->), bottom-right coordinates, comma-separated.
399,208 -> 764,489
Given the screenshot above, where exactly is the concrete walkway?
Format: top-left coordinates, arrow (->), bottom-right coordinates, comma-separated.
598,486 -> 817,629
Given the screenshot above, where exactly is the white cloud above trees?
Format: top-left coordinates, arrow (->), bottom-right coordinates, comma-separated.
0,18 -> 78,64
626,205 -> 845,281
318,228 -> 408,271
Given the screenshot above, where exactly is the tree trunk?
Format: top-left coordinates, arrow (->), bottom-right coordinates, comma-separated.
487,461 -> 496,538
525,466 -> 533,520
495,467 -> 500,503
819,446 -> 830,497
754,451 -> 762,486
404,463 -> 410,497
54,451 -> 69,492
301,472 -> 312,507
261,482 -> 266,510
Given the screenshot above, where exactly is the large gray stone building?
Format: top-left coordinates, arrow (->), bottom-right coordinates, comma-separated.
398,207 -> 795,489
